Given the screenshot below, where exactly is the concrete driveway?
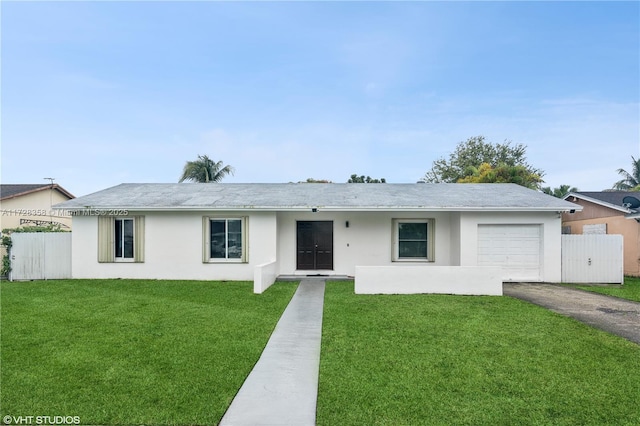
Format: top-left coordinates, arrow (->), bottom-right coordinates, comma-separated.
503,283 -> 640,345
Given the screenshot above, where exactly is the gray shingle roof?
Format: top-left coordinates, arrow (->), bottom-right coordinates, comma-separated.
1,184 -> 75,200
54,183 -> 580,212
1,184 -> 50,199
569,191 -> 640,214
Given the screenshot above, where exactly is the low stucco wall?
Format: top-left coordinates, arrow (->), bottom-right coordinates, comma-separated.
254,261 -> 278,294
354,265 -> 503,295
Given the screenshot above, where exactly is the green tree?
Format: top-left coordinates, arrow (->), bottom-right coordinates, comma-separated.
347,174 -> 386,183
422,136 -> 544,184
541,184 -> 579,198
179,155 -> 234,183
457,163 -> 543,189
613,156 -> 640,190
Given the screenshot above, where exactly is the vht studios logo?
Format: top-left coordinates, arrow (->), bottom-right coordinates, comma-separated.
2,416 -> 80,425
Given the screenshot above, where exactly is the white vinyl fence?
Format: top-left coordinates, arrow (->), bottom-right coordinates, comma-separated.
9,233 -> 72,280
561,235 -> 623,284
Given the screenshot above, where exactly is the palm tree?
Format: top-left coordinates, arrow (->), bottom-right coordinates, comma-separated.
541,184 -> 578,198
179,155 -> 234,183
613,156 -> 640,190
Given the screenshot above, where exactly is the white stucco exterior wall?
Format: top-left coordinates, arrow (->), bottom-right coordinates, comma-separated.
276,211 -> 452,276
71,211 -> 277,280
70,208 -> 562,283
449,212 -> 461,266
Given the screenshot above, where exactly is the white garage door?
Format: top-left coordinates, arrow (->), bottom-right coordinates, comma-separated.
478,224 -> 542,282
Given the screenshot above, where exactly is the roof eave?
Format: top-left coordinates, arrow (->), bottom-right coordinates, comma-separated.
53,205 -> 577,213
1,185 -> 74,201
564,192 -> 630,214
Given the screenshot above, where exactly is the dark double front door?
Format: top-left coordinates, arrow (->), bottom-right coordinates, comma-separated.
296,221 -> 333,270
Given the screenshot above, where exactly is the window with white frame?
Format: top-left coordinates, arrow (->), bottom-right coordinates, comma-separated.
203,217 -> 247,262
393,219 -> 434,261
97,216 -> 145,263
115,218 -> 134,260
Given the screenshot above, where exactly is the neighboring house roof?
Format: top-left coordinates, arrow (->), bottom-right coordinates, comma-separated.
0,184 -> 75,201
564,191 -> 640,217
55,183 -> 580,212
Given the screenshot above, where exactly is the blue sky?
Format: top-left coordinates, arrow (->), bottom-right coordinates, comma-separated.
2,1 -> 638,197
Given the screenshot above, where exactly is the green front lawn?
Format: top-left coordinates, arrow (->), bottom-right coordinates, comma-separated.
4,279 -> 639,425
567,276 -> 640,302
1,279 -> 297,425
318,281 -> 640,426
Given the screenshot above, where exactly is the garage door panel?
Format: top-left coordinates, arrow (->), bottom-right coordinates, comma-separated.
478,224 -> 542,281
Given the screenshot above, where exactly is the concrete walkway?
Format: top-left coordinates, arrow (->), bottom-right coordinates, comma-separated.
219,279 -> 326,426
504,283 -> 640,345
